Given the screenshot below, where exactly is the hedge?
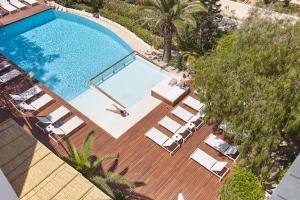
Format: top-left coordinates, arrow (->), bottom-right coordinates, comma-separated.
72,3 -> 95,13
220,168 -> 265,200
99,9 -> 163,48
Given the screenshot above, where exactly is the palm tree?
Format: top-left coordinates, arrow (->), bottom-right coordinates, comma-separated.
142,0 -> 206,62
65,132 -> 135,199
65,131 -> 116,177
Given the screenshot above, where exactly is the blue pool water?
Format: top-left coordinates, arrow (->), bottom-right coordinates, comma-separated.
0,10 -> 132,101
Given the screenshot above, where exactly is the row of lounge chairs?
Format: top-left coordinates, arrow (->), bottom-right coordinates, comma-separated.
1,58 -> 85,143
0,0 -> 37,13
145,95 -> 239,180
146,96 -> 206,156
190,133 -> 239,180
8,83 -> 84,143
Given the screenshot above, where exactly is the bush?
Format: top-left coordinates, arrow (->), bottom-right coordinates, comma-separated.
255,0 -> 300,17
99,9 -> 163,48
103,0 -> 157,29
72,3 -> 94,13
220,168 -> 265,200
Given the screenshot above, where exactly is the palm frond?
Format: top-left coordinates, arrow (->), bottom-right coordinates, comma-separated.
92,176 -> 115,198
104,172 -> 136,188
65,138 -> 80,163
83,131 -> 95,160
93,155 -> 117,168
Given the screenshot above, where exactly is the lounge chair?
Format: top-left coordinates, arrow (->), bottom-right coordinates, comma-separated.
47,116 -> 84,142
182,96 -> 205,111
159,116 -> 192,142
172,106 -> 193,122
189,112 -> 205,130
0,9 -> 9,17
19,93 -> 53,113
145,127 -> 180,156
159,116 -> 181,133
0,0 -> 17,12
190,148 -> 230,180
0,69 -> 22,85
9,85 -> 42,102
204,133 -> 239,161
172,106 -> 205,130
36,106 -> 71,131
23,0 -> 38,5
9,0 -> 26,9
0,61 -> 11,72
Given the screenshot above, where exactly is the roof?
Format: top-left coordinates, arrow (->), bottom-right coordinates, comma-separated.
271,154 -> 300,200
0,119 -> 111,200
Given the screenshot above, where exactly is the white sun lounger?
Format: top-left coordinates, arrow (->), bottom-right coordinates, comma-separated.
159,116 -> 192,142
48,116 -> 84,142
159,116 -> 182,133
36,106 -> 71,130
190,148 -> 230,180
9,0 -> 26,8
172,106 -> 205,131
0,0 -> 17,12
183,96 -> 205,111
0,69 -> 22,85
10,85 -> 42,101
172,106 -> 193,122
204,133 -> 239,161
145,127 -> 180,156
23,0 -> 38,5
0,61 -> 11,72
19,93 -> 53,112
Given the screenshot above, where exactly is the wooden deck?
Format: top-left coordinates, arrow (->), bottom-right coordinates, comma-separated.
0,55 -> 233,200
0,1 -> 49,26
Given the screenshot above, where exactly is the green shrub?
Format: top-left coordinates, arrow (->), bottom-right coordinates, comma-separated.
220,168 -> 265,200
99,9 -> 163,48
255,0 -> 300,17
72,3 -> 94,13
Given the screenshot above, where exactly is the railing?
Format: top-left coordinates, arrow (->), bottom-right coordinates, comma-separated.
88,50 -> 167,109
89,51 -> 136,85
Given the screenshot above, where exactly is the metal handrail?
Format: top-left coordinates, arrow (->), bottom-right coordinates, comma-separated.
89,51 -> 136,84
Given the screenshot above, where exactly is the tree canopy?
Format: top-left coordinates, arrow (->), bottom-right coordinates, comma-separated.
194,12 -> 300,181
142,0 -> 206,62
178,0 -> 223,54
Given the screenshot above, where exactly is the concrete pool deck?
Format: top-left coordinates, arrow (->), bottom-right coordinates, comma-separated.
70,86 -> 162,138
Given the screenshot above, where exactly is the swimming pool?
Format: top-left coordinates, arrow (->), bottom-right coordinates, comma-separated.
0,10 -> 132,101
0,10 -> 170,136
